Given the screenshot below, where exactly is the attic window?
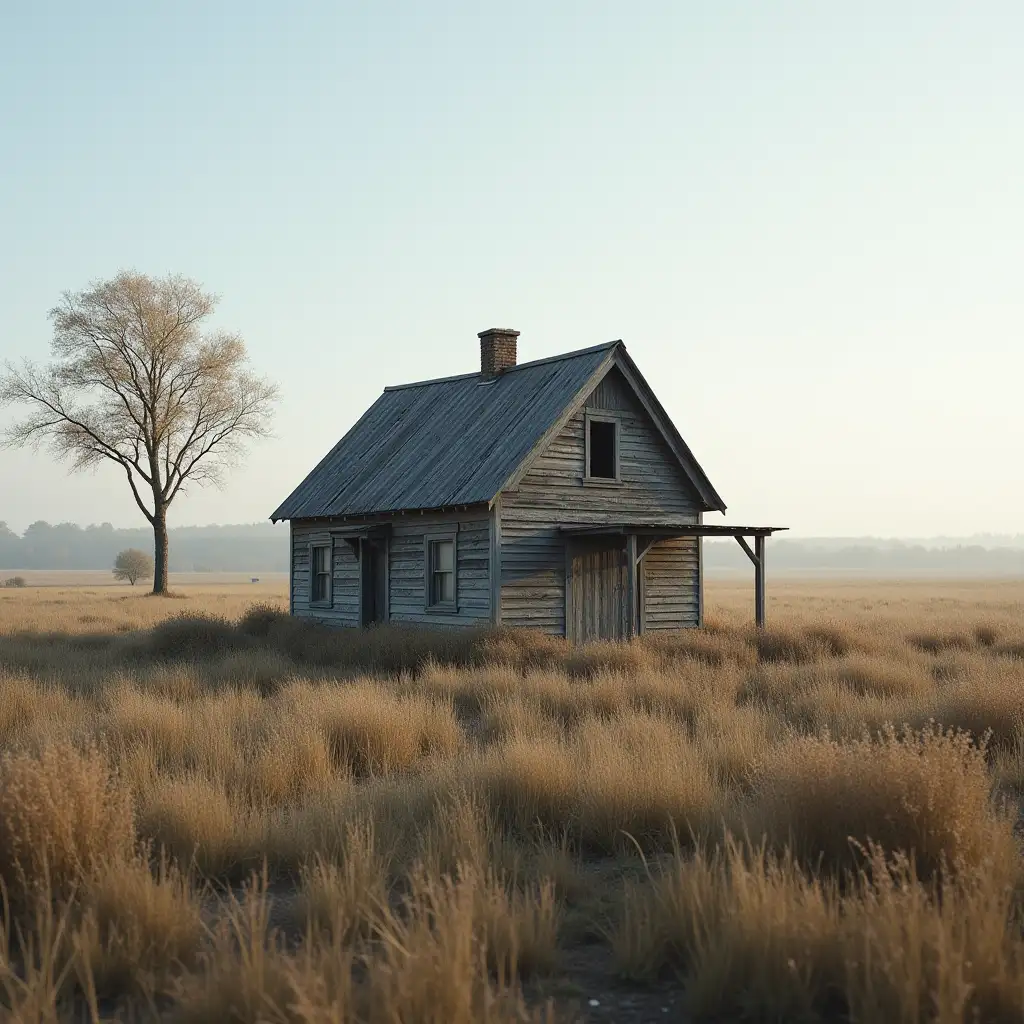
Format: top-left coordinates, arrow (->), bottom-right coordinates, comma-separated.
586,415 -> 619,480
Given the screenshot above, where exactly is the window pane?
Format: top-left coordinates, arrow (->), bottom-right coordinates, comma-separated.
428,540 -> 455,606
313,545 -> 328,574
434,540 -> 454,573
432,571 -> 453,605
589,420 -> 617,479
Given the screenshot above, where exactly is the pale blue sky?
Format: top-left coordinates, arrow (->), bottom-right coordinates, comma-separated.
1,2 -> 1021,536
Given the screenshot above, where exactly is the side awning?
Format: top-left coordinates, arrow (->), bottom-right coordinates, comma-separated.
559,523 -> 788,628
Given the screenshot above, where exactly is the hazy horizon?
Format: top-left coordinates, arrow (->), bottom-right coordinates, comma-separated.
3,3 -> 1021,537
3,518 -> 1024,547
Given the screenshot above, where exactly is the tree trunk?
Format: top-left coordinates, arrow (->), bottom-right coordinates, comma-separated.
152,509 -> 169,595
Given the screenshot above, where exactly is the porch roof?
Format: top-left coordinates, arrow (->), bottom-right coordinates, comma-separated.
559,524 -> 788,539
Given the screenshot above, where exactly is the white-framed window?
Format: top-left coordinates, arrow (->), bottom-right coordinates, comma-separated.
585,412 -> 620,481
424,533 -> 457,610
310,542 -> 332,605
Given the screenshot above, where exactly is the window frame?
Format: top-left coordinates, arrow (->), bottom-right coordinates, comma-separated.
309,540 -> 333,607
423,531 -> 458,613
583,411 -> 622,484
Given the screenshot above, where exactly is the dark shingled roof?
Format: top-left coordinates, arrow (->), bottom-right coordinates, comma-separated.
271,342 -> 616,521
270,340 -> 725,521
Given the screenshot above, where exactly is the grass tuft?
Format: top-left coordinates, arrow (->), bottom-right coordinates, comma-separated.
742,723 -> 1018,880
0,745 -> 135,911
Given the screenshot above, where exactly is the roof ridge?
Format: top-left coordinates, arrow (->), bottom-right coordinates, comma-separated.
383,339 -> 623,392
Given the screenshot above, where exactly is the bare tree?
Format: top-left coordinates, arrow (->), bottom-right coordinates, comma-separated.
0,273 -> 278,594
113,548 -> 153,586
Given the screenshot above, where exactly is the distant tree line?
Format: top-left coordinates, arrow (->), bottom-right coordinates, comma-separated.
0,521 -> 288,572
704,539 -> 1024,576
2,521 -> 1022,576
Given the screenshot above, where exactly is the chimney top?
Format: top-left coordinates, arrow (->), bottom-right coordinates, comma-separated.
478,328 -> 519,379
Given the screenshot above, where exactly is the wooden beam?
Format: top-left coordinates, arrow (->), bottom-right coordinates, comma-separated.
635,536 -> 657,565
735,535 -> 760,567
754,534 -> 766,628
625,533 -> 638,638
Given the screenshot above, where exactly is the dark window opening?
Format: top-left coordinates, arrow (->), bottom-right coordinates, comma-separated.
589,419 -> 617,479
429,538 -> 455,606
311,544 -> 331,604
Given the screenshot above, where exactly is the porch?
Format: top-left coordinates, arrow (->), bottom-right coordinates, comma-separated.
560,523 -> 787,640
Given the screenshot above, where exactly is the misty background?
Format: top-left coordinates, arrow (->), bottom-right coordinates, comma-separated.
2,3 -> 1022,539
3,522 -> 1024,577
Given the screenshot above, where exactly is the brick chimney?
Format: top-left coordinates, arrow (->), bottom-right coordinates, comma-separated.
478,328 -> 519,379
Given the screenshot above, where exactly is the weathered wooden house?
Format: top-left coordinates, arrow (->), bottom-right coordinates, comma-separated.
271,330 -> 782,640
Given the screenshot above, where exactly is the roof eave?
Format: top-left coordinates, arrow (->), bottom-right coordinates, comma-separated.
269,500 -> 491,524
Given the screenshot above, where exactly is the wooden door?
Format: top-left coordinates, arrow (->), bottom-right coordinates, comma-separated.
360,538 -> 388,626
568,543 -> 628,643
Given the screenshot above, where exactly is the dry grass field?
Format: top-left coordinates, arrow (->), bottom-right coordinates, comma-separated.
1,577 -> 1023,1022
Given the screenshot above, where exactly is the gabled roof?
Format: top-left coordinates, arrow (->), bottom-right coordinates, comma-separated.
270,341 -> 725,522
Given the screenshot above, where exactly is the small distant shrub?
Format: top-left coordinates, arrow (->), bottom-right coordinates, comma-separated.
3,575 -> 27,588
113,548 -> 154,586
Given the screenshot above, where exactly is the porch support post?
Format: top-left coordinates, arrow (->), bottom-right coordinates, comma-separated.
754,534 -> 766,628
734,533 -> 767,629
625,532 -> 638,638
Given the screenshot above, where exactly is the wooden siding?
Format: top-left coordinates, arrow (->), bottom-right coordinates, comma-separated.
291,510 -> 490,628
642,537 -> 700,630
500,518 -> 567,633
500,367 -> 701,633
291,522 -> 360,626
389,513 -> 491,626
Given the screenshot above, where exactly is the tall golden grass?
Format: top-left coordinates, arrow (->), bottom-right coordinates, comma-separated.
0,579 -> 1022,1021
